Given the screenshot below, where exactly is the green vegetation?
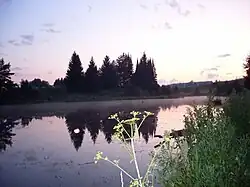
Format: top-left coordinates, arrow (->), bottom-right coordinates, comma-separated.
92,91 -> 250,186
156,98 -> 250,187
154,52 -> 250,186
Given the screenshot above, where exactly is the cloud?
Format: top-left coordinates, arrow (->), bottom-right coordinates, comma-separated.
41,23 -> 61,34
226,72 -> 232,75
200,67 -> 219,76
42,23 -> 55,27
165,0 -> 190,17
21,40 -> 32,46
87,5 -> 92,12
8,40 -> 21,46
139,3 -> 148,9
14,72 -> 40,78
207,73 -> 219,79
41,28 -> 61,33
11,67 -> 22,71
0,42 -> 4,47
0,0 -> 11,7
0,52 -> 8,56
164,21 -> 172,29
170,78 -> 178,83
210,67 -> 218,71
20,34 -> 34,43
47,71 -> 52,75
154,3 -> 161,12
8,34 -> 34,47
158,79 -> 167,85
200,66 -> 220,80
179,9 -> 190,17
197,3 -> 205,9
217,53 -> 231,58
166,0 -> 179,8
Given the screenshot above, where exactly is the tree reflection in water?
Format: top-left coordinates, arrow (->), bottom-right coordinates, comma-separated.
64,107 -> 160,151
0,104 -> 179,152
0,118 -> 18,152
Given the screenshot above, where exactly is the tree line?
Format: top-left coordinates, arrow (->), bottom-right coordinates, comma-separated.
59,51 -> 158,94
0,51 -> 160,104
0,51 -> 250,104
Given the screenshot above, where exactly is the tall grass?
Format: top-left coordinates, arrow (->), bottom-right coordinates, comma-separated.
156,94 -> 250,187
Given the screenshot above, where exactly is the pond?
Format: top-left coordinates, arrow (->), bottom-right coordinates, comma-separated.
0,97 -> 208,187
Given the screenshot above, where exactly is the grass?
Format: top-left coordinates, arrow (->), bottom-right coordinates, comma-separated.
156,91 -> 250,187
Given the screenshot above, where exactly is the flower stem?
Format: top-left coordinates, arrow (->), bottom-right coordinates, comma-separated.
104,158 -> 135,181
131,136 -> 143,187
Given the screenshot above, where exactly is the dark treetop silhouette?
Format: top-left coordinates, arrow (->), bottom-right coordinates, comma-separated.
0,52 -> 249,104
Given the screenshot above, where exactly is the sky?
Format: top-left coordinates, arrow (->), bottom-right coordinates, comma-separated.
0,0 -> 250,85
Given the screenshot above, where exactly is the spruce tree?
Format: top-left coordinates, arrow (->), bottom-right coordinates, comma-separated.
116,53 -> 133,88
100,55 -> 118,90
244,55 -> 250,90
85,56 -> 99,93
65,51 -> 84,93
0,58 -> 14,93
132,52 -> 159,93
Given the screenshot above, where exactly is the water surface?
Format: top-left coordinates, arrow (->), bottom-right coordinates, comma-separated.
0,98 -> 206,187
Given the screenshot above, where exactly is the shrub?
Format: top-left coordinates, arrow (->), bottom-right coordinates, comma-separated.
156,103 -> 250,187
223,89 -> 250,137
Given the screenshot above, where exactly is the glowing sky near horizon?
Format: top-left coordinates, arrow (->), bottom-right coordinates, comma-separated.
0,0 -> 250,85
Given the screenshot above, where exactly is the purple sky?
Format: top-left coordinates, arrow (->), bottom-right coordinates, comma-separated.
0,0 -> 250,85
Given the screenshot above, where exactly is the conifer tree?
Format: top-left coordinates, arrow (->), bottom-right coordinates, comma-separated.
65,51 -> 84,93
116,53 -> 133,88
85,56 -> 99,93
244,55 -> 250,90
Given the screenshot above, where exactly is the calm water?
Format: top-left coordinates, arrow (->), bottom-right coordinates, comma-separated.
0,100 -> 203,187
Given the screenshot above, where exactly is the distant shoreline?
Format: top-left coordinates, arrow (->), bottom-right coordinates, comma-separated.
1,93 -> 211,105
0,96 -> 219,118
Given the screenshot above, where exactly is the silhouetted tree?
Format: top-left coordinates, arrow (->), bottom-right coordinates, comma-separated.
132,59 -> 139,86
101,117 -> 116,143
160,85 -> 171,95
85,111 -> 101,144
146,58 -> 158,91
232,79 -> 242,94
0,58 -> 14,94
65,51 -> 84,93
116,53 -> 133,88
0,119 -> 18,152
29,78 -> 50,89
100,56 -> 118,90
139,109 -> 158,143
133,52 -> 158,92
21,117 -> 33,127
244,55 -> 250,90
65,112 -> 86,151
85,57 -> 99,93
20,79 -> 39,100
53,78 -> 65,88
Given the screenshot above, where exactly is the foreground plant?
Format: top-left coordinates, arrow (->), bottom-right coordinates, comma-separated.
94,111 -> 168,187
156,103 -> 250,187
